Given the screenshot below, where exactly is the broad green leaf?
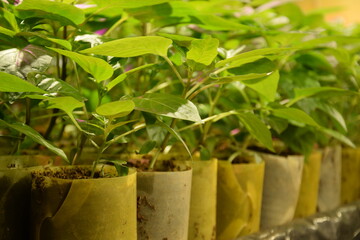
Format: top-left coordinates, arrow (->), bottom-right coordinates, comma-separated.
1,8 -> 19,32
47,38 -> 72,51
191,14 -> 254,31
227,58 -> 276,75
96,100 -> 135,118
0,46 -> 53,78
48,47 -> 113,82
156,118 -> 193,160
237,112 -> 274,152
186,37 -> 219,66
0,72 -> 46,93
243,70 -> 279,102
139,141 -> 157,154
271,108 -> 320,127
81,36 -> 172,57
99,159 -> 128,176
216,48 -> 294,68
43,97 -> 84,132
15,0 -> 85,26
107,63 -> 156,91
94,0 -> 172,8
17,32 -> 72,50
107,120 -> 137,136
286,87 -> 357,107
0,26 -> 16,37
157,33 -> 196,47
219,55 -> 265,71
317,103 -> 347,132
36,75 -> 83,101
319,127 -> 355,148
297,36 -> 360,49
209,73 -> 270,86
0,119 -> 68,162
22,33 -> 73,50
133,93 -> 201,122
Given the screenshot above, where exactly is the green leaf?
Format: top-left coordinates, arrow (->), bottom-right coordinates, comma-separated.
156,118 -> 193,160
216,48 -> 294,68
297,36 -> 360,49
186,37 -> 219,66
48,47 -> 113,82
96,100 -> 135,118
43,97 -> 84,132
317,103 -> 347,132
319,127 -> 355,148
17,32 -> 73,50
237,112 -> 274,152
1,8 -> 19,32
157,32 -> 196,47
192,14 -> 254,31
139,141 -> 157,154
133,93 -> 201,122
47,37 -> 72,51
107,63 -> 156,91
0,119 -> 68,162
80,36 -> 172,57
0,72 -> 46,93
271,107 -> 320,127
243,70 -> 279,102
35,75 -> 83,101
94,0 -> 172,8
0,26 -> 16,37
209,72 -> 270,86
219,56 -> 265,71
99,160 -> 128,176
0,46 -> 53,78
15,0 -> 85,26
286,87 -> 357,107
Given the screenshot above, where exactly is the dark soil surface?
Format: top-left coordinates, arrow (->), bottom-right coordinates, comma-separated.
127,155 -> 190,172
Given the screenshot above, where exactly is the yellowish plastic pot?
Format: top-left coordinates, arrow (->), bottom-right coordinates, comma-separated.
341,148 -> 360,204
216,160 -> 265,240
188,159 -> 218,240
318,145 -> 342,212
294,150 -> 322,218
137,161 -> 192,240
0,155 -> 51,240
30,165 -> 137,240
260,153 -> 304,229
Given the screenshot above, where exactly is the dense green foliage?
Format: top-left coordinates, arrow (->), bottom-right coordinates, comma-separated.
0,0 -> 359,169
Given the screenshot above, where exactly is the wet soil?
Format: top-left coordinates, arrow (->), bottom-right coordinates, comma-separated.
31,166 -> 117,191
127,155 -> 190,172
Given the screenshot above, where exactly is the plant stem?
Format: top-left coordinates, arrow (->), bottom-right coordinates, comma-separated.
164,56 -> 185,87
44,109 -> 60,140
71,133 -> 87,165
148,66 -> 190,170
104,12 -> 129,37
44,26 -> 67,140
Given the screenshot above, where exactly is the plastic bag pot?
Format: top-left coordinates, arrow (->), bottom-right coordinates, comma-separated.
188,159 -> 217,240
317,145 -> 342,212
137,161 -> 192,240
260,153 -> 304,229
31,165 -> 137,240
217,160 -> 265,240
294,150 -> 322,218
341,148 -> 360,204
0,155 -> 51,240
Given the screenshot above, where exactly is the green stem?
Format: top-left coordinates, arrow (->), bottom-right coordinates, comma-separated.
164,56 -> 185,87
149,68 -> 192,169
105,123 -> 146,148
104,12 -> 129,37
44,27 -> 67,140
